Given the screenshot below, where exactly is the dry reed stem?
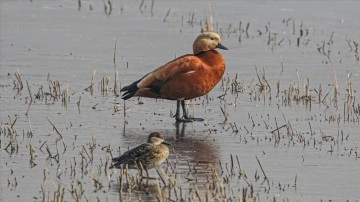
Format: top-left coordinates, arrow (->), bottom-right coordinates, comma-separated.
203,4 -> 213,32
150,0 -> 154,16
85,69 -> 96,95
163,9 -> 171,23
101,76 -> 110,95
46,116 -> 67,153
14,69 -> 23,92
139,0 -> 145,10
255,156 -> 270,190
113,40 -> 120,96
77,0 -> 81,11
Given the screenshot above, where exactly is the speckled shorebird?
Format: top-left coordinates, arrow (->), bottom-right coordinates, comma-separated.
120,32 -> 227,122
110,132 -> 170,171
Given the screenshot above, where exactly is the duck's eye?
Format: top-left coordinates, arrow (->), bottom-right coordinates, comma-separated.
210,37 -> 215,40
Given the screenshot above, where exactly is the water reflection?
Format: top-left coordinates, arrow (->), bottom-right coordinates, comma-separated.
169,122 -> 220,184
172,122 -> 219,164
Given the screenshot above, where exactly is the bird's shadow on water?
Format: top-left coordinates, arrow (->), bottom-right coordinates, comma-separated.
110,122 -> 220,199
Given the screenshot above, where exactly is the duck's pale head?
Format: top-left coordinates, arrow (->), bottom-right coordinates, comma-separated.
193,32 -> 228,55
147,132 -> 171,146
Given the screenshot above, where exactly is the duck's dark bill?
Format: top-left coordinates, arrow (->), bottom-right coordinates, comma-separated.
216,43 -> 228,50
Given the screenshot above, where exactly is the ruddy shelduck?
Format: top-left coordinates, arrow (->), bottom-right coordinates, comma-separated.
110,132 -> 170,171
121,32 -> 228,122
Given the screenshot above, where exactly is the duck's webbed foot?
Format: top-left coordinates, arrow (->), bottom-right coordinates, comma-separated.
174,100 -> 204,122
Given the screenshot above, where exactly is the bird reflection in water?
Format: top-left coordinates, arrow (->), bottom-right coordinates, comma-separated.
171,122 -> 220,180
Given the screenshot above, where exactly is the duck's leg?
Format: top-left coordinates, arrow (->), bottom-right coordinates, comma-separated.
174,100 -> 204,122
182,100 -> 204,121
174,100 -> 182,121
174,100 -> 191,122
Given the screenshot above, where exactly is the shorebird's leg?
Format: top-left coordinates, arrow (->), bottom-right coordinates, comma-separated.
137,162 -> 145,182
155,167 -> 167,185
145,169 -> 149,178
144,169 -> 151,185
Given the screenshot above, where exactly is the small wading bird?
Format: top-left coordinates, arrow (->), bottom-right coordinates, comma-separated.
121,32 -> 227,122
110,132 -> 170,174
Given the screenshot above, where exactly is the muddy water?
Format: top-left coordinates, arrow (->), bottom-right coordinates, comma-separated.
1,0 -> 360,201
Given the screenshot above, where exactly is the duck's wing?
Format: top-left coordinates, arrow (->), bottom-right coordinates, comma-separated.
110,143 -> 153,168
137,54 -> 202,88
121,54 -> 204,99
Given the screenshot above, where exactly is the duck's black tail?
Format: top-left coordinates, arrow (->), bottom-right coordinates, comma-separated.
121,73 -> 152,100
120,75 -> 147,100
120,78 -> 141,100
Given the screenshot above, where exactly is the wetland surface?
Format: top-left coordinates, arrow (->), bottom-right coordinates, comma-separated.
1,0 -> 360,201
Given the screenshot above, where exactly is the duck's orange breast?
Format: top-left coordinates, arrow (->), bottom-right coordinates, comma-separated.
158,50 -> 226,100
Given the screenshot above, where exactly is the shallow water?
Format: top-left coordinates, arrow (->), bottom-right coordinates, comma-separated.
1,0 -> 360,201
